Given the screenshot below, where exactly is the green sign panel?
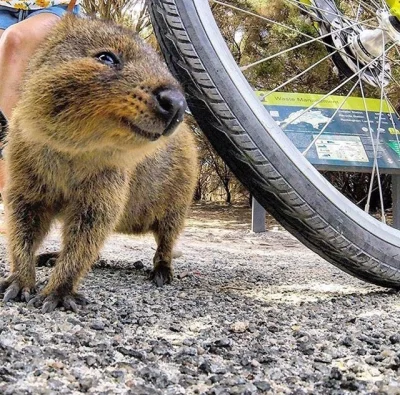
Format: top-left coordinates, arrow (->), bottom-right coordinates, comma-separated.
258,91 -> 400,173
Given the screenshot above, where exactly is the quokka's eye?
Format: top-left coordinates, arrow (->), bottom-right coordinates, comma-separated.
95,52 -> 122,68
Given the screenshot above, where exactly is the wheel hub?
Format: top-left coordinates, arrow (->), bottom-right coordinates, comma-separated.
317,7 -> 400,87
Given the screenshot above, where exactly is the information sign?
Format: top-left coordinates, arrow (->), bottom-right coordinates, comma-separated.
258,91 -> 400,173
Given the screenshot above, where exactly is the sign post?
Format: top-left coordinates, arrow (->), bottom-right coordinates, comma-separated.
251,197 -> 266,233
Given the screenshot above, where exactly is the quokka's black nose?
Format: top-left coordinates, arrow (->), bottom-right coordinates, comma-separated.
154,88 -> 187,136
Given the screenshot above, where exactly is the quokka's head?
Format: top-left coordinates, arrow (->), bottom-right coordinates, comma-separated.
15,15 -> 187,155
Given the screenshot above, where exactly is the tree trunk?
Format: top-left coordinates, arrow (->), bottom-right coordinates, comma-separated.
194,180 -> 202,201
224,182 -> 231,204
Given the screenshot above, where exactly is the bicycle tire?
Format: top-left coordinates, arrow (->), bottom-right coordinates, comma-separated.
149,0 -> 400,288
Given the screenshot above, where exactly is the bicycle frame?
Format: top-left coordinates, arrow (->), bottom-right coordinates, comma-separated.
386,0 -> 400,19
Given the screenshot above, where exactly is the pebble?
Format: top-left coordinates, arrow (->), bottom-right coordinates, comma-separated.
133,260 -> 144,269
213,338 -> 233,348
230,321 -> 249,333
254,381 -> 272,391
90,320 -> 105,331
86,356 -> 96,366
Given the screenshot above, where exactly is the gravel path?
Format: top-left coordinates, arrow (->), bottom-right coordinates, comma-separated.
1,204 -> 400,394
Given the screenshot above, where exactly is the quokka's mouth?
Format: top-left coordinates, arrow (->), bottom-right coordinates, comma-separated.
120,118 -> 161,142
162,108 -> 185,136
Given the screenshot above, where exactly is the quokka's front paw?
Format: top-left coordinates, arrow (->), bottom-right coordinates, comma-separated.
150,263 -> 173,287
0,275 -> 35,303
28,292 -> 89,313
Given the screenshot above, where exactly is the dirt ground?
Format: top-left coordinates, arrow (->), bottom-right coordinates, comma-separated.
1,202 -> 400,394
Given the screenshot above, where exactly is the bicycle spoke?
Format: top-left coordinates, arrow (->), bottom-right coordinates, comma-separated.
281,41 -> 397,130
240,18 -> 377,71
259,47 -> 344,100
213,0 -> 377,70
365,38 -> 387,222
301,79 -> 360,156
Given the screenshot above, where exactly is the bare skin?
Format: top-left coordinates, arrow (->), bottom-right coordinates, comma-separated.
0,13 -> 61,228
0,13 -> 60,118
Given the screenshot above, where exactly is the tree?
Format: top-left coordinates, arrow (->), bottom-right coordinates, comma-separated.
81,0 -> 150,33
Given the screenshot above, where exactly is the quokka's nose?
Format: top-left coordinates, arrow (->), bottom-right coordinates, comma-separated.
154,88 -> 187,136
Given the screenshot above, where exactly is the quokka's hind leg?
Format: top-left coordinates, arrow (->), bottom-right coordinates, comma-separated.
150,210 -> 186,287
0,196 -> 54,303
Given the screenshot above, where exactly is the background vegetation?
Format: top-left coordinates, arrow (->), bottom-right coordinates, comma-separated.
81,0 -> 398,212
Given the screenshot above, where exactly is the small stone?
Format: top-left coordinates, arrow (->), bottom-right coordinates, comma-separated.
197,347 -> 205,355
254,381 -> 272,391
209,375 -> 220,384
389,334 -> 400,344
49,361 -> 64,370
330,367 -> 343,380
230,321 -> 249,333
14,324 -> 26,331
133,260 -> 144,269
117,347 -> 146,360
169,325 -> 182,332
177,271 -> 190,279
111,370 -> 124,379
267,324 -> 279,333
180,366 -> 197,376
79,378 -> 94,392
341,336 -> 353,347
172,249 -> 183,258
270,369 -> 283,380
297,341 -> 314,355
198,361 -> 213,374
341,378 -> 361,391
241,357 -> 250,366
90,320 -> 105,331
357,348 -> 367,356
259,355 -> 276,364
230,384 -> 257,394
152,345 -> 170,355
86,356 -> 96,366
365,356 -> 376,364
251,359 -> 260,368
48,379 -> 64,389
381,348 -> 395,358
381,382 -> 400,395
214,338 -> 232,348
127,384 -> 161,394
181,347 -> 197,356
314,353 -> 333,363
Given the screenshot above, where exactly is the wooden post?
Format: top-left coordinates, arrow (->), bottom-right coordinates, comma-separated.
251,197 -> 266,233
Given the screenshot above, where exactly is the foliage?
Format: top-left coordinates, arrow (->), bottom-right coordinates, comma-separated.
81,0 -> 150,32
83,0 -> 400,210
188,118 -> 248,204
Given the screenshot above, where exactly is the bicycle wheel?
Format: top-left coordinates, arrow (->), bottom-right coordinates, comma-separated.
149,0 -> 400,288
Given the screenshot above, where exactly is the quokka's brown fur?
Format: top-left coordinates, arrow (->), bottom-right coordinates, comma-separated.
0,15 -> 198,312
